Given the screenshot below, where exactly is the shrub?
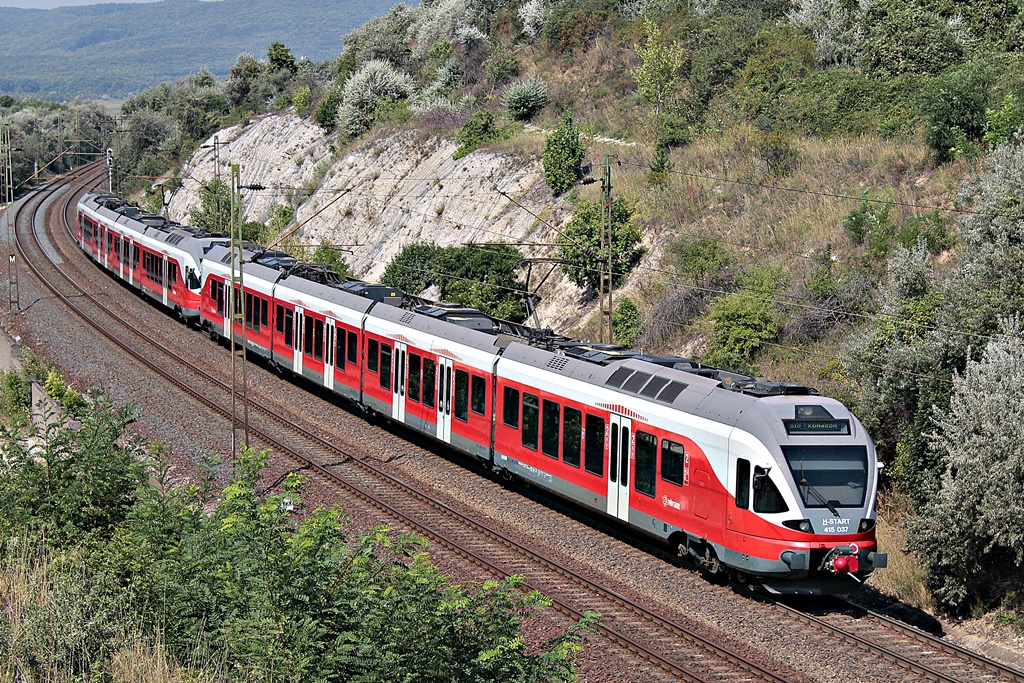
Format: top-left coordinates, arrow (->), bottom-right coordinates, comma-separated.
983,93 -> 1024,147
0,370 -> 30,417
860,0 -> 966,78
454,111 -> 509,159
503,77 -> 549,121
897,211 -> 954,255
293,85 -> 312,117
701,265 -> 784,374
543,112 -> 585,195
337,59 -> 416,137
484,44 -> 521,88
921,62 -> 993,163
519,0 -> 550,39
313,87 -> 343,131
613,298 -> 643,346
787,0 -> 866,68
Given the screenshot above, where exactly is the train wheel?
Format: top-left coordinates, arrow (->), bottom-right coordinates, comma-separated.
702,546 -> 721,575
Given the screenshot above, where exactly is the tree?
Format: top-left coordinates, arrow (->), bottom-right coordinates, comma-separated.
907,316 -> 1024,613
189,177 -> 240,235
225,52 -> 263,108
613,298 -> 643,347
312,238 -> 353,278
632,18 -> 686,118
555,198 -> 645,292
543,112 -> 585,195
267,41 -> 297,74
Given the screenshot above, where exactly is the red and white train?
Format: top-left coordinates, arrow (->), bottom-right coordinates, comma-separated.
77,192 -> 887,594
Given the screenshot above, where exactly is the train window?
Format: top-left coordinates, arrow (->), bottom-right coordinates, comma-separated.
284,309 -> 294,348
753,466 -> 788,514
502,386 -> 520,428
260,298 -> 269,329
106,232 -> 113,254
423,358 -> 436,408
347,329 -> 358,365
335,329 -> 346,370
522,393 -> 539,450
635,431 -> 657,497
326,326 -> 333,366
562,407 -> 582,467
314,319 -> 324,361
245,292 -> 254,329
186,267 -> 200,290
471,375 -> 485,415
303,315 -> 314,356
168,262 -> 178,287
408,354 -> 421,402
367,339 -> 378,372
380,344 -> 392,390
584,415 -> 605,477
276,304 -> 285,334
541,400 -> 560,458
735,458 -> 750,510
661,440 -> 685,486
454,369 -> 469,421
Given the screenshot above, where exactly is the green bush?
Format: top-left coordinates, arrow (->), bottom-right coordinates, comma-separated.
921,62 -> 993,163
860,0 -> 966,78
454,111 -> 509,160
613,298 -> 643,346
503,77 -> 549,122
293,85 -> 312,116
0,370 -> 31,417
983,93 -> 1024,147
484,44 -> 521,88
555,197 -> 645,292
543,112 -> 586,195
898,210 -> 954,255
313,87 -> 343,131
701,265 -> 784,374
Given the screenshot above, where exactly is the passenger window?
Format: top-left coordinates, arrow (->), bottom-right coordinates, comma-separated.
261,299 -> 269,328
471,375 -> 485,415
408,354 -> 421,402
276,304 -> 284,334
347,329 -> 357,365
367,339 -> 378,372
301,315 -> 312,356
736,459 -> 750,510
284,309 -> 293,348
380,344 -> 392,390
661,439 -> 685,486
562,407 -> 582,467
541,399 -> 560,458
635,431 -> 657,497
325,326 -> 333,365
423,358 -> 436,408
335,328 -> 345,370
753,465 -> 788,513
584,415 -> 605,477
454,369 -> 469,421
245,292 -> 253,329
502,386 -> 520,428
314,319 -> 324,361
522,393 -> 539,450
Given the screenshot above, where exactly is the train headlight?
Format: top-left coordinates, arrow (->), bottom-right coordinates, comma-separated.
858,518 -> 876,532
782,519 -> 813,533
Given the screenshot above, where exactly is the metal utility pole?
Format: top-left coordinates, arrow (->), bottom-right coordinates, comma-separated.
228,163 -> 250,465
106,147 -> 114,193
3,124 -> 19,314
600,154 -> 614,344
213,136 -> 222,234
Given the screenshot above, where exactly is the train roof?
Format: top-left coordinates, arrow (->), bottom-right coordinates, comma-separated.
81,193 -> 228,264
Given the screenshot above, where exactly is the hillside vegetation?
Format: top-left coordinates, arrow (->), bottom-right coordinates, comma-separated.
5,0 -> 1024,628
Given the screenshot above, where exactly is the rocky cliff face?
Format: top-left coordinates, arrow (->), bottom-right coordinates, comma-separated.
168,113 -> 592,330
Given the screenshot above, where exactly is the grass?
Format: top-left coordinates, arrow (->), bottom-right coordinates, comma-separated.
866,489 -> 934,611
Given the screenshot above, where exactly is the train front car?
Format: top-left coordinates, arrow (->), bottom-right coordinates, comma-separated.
725,386 -> 886,594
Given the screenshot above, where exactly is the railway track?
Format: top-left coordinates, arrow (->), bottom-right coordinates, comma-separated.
12,169 -> 804,682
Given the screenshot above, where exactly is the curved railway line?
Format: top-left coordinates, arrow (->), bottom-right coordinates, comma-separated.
6,166 -> 1024,682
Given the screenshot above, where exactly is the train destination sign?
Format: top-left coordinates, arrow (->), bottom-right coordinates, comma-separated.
783,419 -> 850,435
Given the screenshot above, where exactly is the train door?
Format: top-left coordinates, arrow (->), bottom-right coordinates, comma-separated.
101,226 -> 108,268
436,356 -> 454,442
293,306 -> 304,374
126,239 -> 134,285
161,255 -> 168,307
607,414 -> 632,522
324,319 -> 336,391
392,341 -> 407,422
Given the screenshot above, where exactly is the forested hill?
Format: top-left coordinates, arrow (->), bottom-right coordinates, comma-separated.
0,0 -> 404,99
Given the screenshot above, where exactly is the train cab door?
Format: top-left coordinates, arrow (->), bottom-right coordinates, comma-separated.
293,306 -> 304,375
392,341 -> 408,422
324,320 -> 336,391
607,414 -> 632,522
436,356 -> 454,443
161,255 -> 169,307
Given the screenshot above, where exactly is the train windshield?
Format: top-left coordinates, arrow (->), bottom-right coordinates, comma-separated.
781,445 -> 867,509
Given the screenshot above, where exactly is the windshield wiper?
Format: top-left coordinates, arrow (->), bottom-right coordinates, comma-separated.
800,463 -> 840,517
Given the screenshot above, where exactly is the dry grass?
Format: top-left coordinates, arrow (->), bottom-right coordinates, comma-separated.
866,489 -> 934,611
